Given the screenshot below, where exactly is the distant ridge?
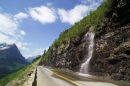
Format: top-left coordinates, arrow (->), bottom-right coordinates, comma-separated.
26,56 -> 37,63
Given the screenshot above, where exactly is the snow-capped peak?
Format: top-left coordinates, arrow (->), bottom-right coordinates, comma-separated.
0,43 -> 13,50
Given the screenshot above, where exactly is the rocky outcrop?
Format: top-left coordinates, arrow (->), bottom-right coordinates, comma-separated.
46,36 -> 88,71
41,0 -> 130,82
90,0 -> 130,81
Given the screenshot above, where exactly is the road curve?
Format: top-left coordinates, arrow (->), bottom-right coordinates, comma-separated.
36,66 -> 118,86
36,66 -> 74,86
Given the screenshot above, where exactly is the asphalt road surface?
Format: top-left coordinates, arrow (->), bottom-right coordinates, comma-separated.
36,66 -> 118,86
37,66 -> 74,86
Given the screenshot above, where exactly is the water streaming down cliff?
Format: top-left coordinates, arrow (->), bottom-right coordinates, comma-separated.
80,28 -> 95,74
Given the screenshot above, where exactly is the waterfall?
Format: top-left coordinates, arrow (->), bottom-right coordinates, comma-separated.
80,27 -> 95,74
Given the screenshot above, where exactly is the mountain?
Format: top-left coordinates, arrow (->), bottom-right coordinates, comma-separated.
26,56 -> 37,63
0,43 -> 28,79
40,0 -> 130,82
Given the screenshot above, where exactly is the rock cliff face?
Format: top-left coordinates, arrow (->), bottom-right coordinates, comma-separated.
0,43 -> 28,79
41,0 -> 130,82
91,0 -> 130,81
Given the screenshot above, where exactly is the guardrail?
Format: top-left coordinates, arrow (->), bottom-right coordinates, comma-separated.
23,68 -> 37,86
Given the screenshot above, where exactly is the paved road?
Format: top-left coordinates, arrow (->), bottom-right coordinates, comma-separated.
37,66 -> 74,86
36,66 -> 118,86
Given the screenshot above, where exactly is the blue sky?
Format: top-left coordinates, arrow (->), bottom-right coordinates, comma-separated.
0,0 -> 103,58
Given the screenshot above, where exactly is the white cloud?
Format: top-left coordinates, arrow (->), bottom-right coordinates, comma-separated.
27,1 -> 103,25
89,0 -> 103,10
20,30 -> 26,35
29,6 -> 57,24
34,48 -> 48,56
0,11 -> 31,52
0,13 -> 19,44
0,14 -> 18,36
23,42 -> 32,46
58,5 -> 88,25
23,47 -> 48,58
14,12 -> 28,20
80,0 -> 91,4
80,0 -> 103,10
16,42 -> 32,51
46,2 -> 53,7
58,0 -> 103,25
0,33 -> 16,44
24,55 -> 34,58
21,47 -> 30,51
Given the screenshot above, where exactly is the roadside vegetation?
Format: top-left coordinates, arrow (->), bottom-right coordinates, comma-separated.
0,56 -> 41,86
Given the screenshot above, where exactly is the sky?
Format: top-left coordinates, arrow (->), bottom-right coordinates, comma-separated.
0,0 -> 103,58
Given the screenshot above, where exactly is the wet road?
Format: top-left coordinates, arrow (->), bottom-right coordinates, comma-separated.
36,66 -> 118,86
37,66 -> 74,86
